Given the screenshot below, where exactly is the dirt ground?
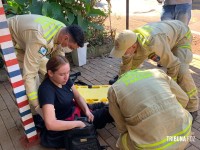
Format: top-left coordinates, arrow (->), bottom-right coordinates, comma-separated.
104,15 -> 200,55
192,34 -> 200,55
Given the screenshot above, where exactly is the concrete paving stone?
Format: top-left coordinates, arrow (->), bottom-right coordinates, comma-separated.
76,66 -> 86,72
108,66 -> 120,72
0,109 -> 16,130
83,69 -> 95,75
92,58 -> 102,61
102,59 -> 120,66
95,76 -> 107,82
193,121 -> 200,130
81,70 -> 97,78
186,145 -> 199,150
90,71 -> 101,77
102,62 -> 120,69
95,67 -> 109,73
77,76 -> 85,81
106,72 -> 117,78
81,73 -> 94,81
0,92 -> 17,113
105,123 -> 115,130
192,127 -> 200,140
189,137 -> 200,149
0,96 -> 7,111
89,79 -> 102,85
102,76 -> 114,82
100,80 -> 110,85
106,68 -> 118,75
108,127 -> 120,139
96,63 -> 112,71
98,69 -> 109,75
98,135 -> 108,146
8,127 -> 26,150
81,65 -> 92,70
105,136 -> 118,150
88,63 -> 100,71
102,60 -> 119,67
185,143 -> 192,149
105,57 -> 121,64
106,58 -> 121,63
0,115 -> 15,150
106,66 -> 119,73
190,66 -> 200,74
80,79 -> 93,86
97,128 -> 112,140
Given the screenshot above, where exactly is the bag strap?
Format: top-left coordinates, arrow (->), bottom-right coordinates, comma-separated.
70,72 -> 92,86
70,72 -> 81,82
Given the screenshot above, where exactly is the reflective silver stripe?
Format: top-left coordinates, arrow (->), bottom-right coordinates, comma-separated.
34,17 -> 65,41
136,120 -> 192,149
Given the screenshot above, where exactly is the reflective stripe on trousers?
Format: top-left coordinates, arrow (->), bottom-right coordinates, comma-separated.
27,91 -> 37,101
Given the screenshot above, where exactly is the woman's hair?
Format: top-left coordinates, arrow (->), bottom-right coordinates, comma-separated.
45,55 -> 69,78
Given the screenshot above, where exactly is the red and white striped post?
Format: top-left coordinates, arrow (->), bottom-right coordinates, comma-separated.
0,0 -> 38,143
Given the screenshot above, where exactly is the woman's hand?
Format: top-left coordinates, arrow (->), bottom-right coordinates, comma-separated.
85,110 -> 94,122
76,121 -> 86,128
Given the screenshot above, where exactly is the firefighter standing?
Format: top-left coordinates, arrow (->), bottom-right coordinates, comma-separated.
110,20 -> 199,119
108,69 -> 193,150
7,14 -> 84,115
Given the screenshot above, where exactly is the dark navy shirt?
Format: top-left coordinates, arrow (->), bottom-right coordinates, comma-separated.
38,78 -> 75,120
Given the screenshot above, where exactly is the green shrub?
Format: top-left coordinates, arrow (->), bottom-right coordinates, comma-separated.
4,0 -> 109,40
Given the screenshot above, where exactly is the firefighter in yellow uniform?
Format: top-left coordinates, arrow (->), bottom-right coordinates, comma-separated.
8,14 -> 84,115
108,69 -> 193,150
110,20 -> 199,119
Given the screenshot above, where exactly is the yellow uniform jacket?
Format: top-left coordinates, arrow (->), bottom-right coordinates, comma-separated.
8,14 -> 65,104
120,20 -> 199,112
120,20 -> 191,77
108,69 -> 192,150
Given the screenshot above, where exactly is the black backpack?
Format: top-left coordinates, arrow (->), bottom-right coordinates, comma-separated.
65,123 -> 103,150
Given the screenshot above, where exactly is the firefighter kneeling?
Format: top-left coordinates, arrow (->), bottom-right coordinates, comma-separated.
108,69 -> 193,150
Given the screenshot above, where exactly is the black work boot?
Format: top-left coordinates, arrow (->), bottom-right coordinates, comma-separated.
109,75 -> 119,85
190,111 -> 198,122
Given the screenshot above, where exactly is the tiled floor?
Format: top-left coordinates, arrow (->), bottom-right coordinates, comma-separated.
0,54 -> 200,150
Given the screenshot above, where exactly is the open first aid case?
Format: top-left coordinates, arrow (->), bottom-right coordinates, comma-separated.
75,85 -> 110,104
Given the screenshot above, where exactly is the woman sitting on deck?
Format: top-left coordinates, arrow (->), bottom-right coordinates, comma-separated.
38,55 -> 113,148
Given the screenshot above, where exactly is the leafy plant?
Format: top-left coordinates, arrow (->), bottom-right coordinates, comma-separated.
3,0 -> 109,40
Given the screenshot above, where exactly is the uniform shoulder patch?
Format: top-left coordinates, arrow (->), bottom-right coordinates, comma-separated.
38,47 -> 48,56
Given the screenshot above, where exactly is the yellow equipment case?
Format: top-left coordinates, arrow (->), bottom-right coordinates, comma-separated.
75,85 -> 110,104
